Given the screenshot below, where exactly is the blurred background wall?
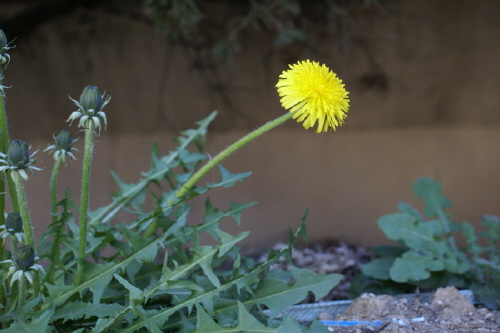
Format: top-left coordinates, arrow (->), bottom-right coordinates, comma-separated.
1,0 -> 500,249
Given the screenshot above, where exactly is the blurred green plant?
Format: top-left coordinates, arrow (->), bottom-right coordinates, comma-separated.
351,177 -> 500,310
0,30 -> 346,331
143,0 -> 376,63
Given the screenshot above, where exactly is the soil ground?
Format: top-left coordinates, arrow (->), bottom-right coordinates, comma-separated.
253,241 -> 500,332
329,287 -> 500,332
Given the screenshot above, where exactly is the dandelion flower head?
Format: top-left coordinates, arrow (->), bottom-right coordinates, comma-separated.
276,60 -> 349,133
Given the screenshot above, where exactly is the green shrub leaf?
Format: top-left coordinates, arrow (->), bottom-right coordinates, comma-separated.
361,256 -> 395,280
390,250 -> 444,282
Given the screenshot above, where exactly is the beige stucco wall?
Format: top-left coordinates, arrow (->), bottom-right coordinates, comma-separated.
2,0 -> 500,248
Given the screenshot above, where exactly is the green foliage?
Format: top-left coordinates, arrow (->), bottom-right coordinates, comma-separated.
142,0 -> 378,63
354,177 -> 500,309
0,112 -> 341,331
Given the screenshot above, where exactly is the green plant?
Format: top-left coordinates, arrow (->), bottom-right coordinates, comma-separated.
352,177 -> 500,309
0,31 -> 347,331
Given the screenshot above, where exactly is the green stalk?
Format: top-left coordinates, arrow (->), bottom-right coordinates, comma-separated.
143,112 -> 293,237
0,71 -> 6,228
11,171 -> 39,297
0,69 -> 7,323
18,276 -> 25,308
11,172 -> 35,249
0,71 -> 19,214
75,125 -> 94,284
50,158 -> 62,224
45,158 -> 62,283
9,237 -> 17,261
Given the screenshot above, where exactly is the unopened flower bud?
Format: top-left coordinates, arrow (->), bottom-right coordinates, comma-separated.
8,140 -> 30,169
5,212 -> 22,233
79,86 -> 102,112
16,245 -> 35,271
54,129 -> 74,152
0,30 -> 7,51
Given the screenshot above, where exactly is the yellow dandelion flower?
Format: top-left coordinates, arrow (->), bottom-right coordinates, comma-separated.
276,60 -> 350,133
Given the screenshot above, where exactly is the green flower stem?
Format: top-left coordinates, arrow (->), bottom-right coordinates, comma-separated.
11,172 -> 35,249
49,157 -> 62,224
18,275 -> 26,308
0,72 -> 5,228
0,71 -> 18,264
143,112 -> 294,238
9,237 -> 17,260
11,171 -> 40,297
75,125 -> 94,284
0,284 -> 5,319
45,158 -> 62,283
0,71 -> 19,216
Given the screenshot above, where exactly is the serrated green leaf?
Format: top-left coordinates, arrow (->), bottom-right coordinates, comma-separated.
91,317 -> 112,332
228,202 -> 256,225
216,229 -> 249,257
193,246 -> 221,288
390,250 -> 444,282
44,234 -> 166,310
192,302 -> 303,333
208,165 -> 252,189
276,315 -> 310,333
304,320 -> 331,332
177,148 -> 206,165
110,170 -> 147,212
120,226 -> 158,265
254,267 -> 342,318
1,308 -> 54,333
192,303 -> 229,332
164,199 -> 256,246
89,111 -> 217,226
126,246 -> 290,333
85,261 -> 116,304
50,301 -> 124,323
114,274 -> 144,303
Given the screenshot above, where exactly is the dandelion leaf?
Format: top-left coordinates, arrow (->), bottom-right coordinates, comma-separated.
120,226 -> 158,265
1,308 -> 54,333
304,320 -> 332,332
253,267 -> 342,318
193,246 -> 221,288
51,301 -> 124,323
208,165 -> 252,189
113,274 -> 144,304
192,302 -> 308,333
200,199 -> 256,241
216,229 -> 249,257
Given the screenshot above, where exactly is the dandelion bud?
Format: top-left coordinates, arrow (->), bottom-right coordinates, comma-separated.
15,245 -> 35,271
8,140 -> 30,169
79,86 -> 102,112
54,129 -> 74,152
5,212 -> 23,233
0,30 -> 7,51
